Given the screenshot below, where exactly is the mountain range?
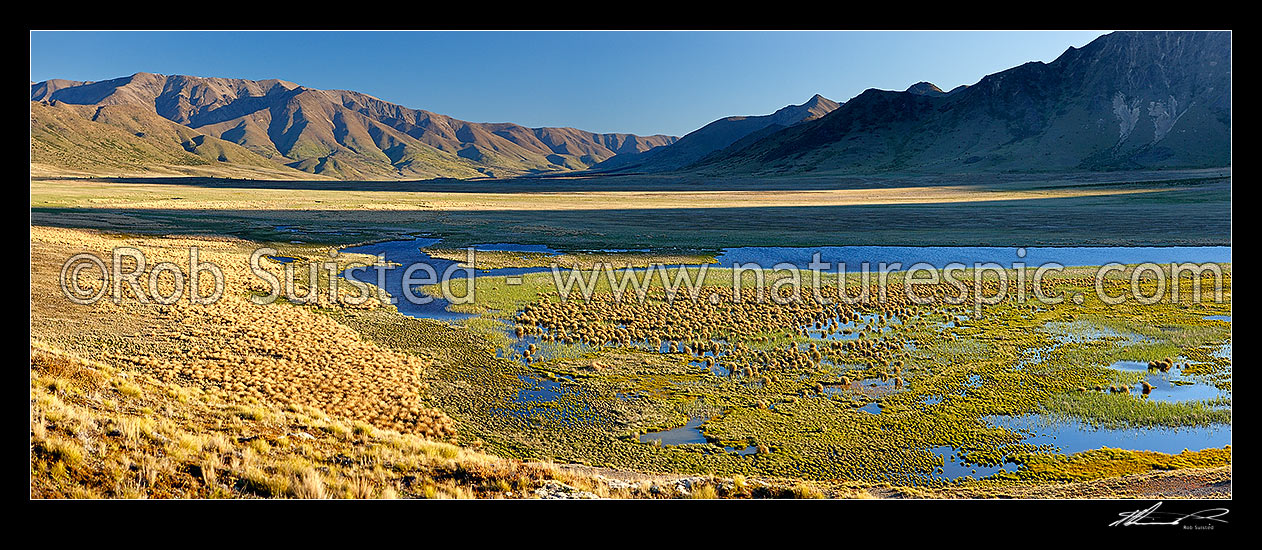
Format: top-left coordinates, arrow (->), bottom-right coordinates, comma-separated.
30,31 -> 1230,180
693,31 -> 1230,174
31,73 -> 675,179
590,93 -> 841,173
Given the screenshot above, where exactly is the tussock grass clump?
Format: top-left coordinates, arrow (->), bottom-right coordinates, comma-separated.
689,483 -> 719,499
790,482 -> 825,499
36,437 -> 86,469
1147,358 -> 1174,373
290,468 -> 327,499
27,339 -> 581,499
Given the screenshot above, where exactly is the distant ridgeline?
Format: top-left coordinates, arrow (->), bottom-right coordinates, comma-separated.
687,31 -> 1231,175
30,73 -> 676,180
31,31 -> 1229,180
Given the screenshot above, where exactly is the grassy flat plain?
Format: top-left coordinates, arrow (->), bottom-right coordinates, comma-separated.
31,168 -> 1230,248
29,170 -> 1232,498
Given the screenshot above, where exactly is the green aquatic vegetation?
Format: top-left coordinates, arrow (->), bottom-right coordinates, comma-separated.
1041,391 -> 1231,429
333,265 -> 1230,486
423,247 -> 717,270
999,446 -> 1232,483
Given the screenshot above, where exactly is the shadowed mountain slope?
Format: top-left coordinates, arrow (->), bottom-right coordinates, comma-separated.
593,94 -> 840,173
693,31 -> 1230,175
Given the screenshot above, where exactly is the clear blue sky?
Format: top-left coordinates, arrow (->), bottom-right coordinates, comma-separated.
30,30 -> 1108,137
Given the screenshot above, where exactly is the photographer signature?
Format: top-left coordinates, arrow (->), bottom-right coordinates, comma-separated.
1110,501 -> 1229,527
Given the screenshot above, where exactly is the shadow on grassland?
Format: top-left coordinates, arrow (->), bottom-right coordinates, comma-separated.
31,188 -> 1231,249
32,168 -> 1232,195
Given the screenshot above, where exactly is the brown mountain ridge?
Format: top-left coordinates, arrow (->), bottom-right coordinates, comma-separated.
32,72 -> 677,180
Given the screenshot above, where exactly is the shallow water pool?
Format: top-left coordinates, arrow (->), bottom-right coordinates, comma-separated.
639,417 -> 707,445
987,414 -> 1231,455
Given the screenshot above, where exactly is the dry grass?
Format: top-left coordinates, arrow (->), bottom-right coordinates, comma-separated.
28,334 -> 888,500
33,226 -> 864,499
31,226 -> 451,438
29,339 -> 576,499
31,177 -> 1174,214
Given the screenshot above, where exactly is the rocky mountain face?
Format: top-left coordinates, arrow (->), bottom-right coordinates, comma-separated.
693,31 -> 1230,175
30,99 -> 321,179
31,72 -> 677,179
31,32 -> 1229,180
593,94 -> 841,173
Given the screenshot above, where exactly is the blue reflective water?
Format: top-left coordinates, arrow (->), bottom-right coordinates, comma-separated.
987,414 -> 1231,455
954,374 -> 983,396
340,237 -> 552,321
1106,360 -> 1229,403
690,358 -> 729,377
639,417 -> 707,445
515,374 -> 564,404
639,418 -> 758,455
929,446 -> 1018,481
804,313 -> 897,341
340,239 -> 1232,322
714,246 -> 1231,270
1043,321 -> 1149,345
1215,342 -> 1232,361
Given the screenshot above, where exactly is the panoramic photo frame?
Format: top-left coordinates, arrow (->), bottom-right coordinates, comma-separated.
29,28 -> 1231,530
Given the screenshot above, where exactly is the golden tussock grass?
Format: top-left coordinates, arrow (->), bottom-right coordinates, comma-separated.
29,339 -> 577,499
31,226 -> 452,439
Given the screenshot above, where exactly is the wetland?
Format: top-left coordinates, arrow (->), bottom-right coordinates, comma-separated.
29,172 -> 1232,497
324,236 -> 1231,486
